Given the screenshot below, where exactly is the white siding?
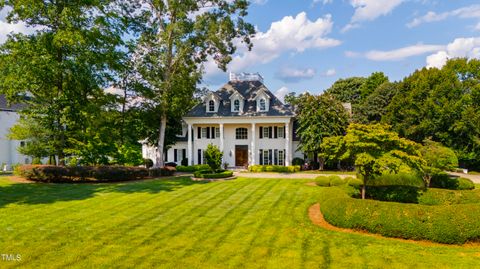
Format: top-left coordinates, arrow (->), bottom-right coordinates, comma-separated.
0,111 -> 30,169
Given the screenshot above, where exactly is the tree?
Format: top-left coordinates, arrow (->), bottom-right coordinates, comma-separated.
0,0 -> 127,165
131,0 -> 255,167
420,139 -> 458,186
296,93 -> 349,169
354,82 -> 399,123
324,77 -> 366,104
358,72 -> 388,99
323,124 -> 425,199
204,144 -> 223,173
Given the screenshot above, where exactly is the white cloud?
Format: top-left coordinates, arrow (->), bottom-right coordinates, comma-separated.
350,0 -> 404,23
274,86 -> 289,103
407,4 -> 480,28
344,50 -> 360,58
251,0 -> 268,5
0,7 -> 40,44
426,37 -> 480,68
312,0 -> 332,5
275,67 -> 316,82
341,23 -> 360,33
323,68 -> 336,76
203,12 -> 341,80
362,44 -> 445,61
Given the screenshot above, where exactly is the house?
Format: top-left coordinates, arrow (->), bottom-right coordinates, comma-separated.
0,95 -> 30,170
142,73 -> 304,167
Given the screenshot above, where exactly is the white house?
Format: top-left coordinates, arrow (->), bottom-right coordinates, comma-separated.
0,95 -> 30,169
142,73 -> 304,167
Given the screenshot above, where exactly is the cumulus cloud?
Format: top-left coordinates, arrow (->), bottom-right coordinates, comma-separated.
203,12 -> 341,80
350,0 -> 404,22
407,4 -> 480,28
275,67 -> 316,82
322,68 -> 336,76
426,37 -> 480,68
274,86 -> 290,103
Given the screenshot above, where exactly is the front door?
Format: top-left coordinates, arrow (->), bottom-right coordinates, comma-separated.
235,145 -> 248,167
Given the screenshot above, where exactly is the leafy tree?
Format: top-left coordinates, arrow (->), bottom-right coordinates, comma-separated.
204,144 -> 223,173
324,77 -> 366,104
0,0 -> 127,165
296,93 -> 349,168
359,72 -> 389,99
354,82 -> 399,123
420,139 -> 458,186
131,0 -> 255,167
324,124 -> 425,199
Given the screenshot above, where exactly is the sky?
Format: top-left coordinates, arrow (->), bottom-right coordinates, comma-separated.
2,1 -> 480,101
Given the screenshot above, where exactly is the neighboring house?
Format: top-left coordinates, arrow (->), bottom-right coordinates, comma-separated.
0,95 -> 30,169
142,73 -> 304,167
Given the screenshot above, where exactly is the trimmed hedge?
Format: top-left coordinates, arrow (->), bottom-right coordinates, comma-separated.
248,165 -> 301,173
315,175 -> 346,187
321,197 -> 480,244
15,165 -> 175,183
345,177 -> 362,187
176,165 -> 210,172
193,169 -> 233,179
365,173 -> 426,203
418,188 -> 480,205
430,173 -> 475,190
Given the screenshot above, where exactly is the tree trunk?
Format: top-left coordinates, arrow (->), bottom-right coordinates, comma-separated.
361,184 -> 366,199
318,156 -> 324,171
155,112 -> 167,168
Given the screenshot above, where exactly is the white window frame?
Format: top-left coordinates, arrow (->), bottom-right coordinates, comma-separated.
236,128 -> 248,140
263,149 -> 269,165
201,128 -> 207,138
263,127 -> 270,139
278,127 -> 285,138
208,100 -> 215,112
215,127 -> 220,138
259,98 -> 266,111
233,99 -> 240,112
278,150 -> 285,166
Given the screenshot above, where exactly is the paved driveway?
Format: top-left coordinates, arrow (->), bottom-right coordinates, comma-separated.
449,172 -> 480,184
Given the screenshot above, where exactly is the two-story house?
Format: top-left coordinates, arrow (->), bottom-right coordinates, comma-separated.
142,73 -> 303,167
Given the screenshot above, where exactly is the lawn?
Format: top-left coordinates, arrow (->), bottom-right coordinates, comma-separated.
0,177 -> 479,268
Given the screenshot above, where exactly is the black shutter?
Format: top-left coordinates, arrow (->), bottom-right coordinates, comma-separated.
211,126 -> 215,139
274,149 -> 278,165
259,149 -> 263,165
269,127 -> 273,139
274,127 -> 278,138
182,149 -> 186,161
174,149 -> 178,162
269,150 -> 273,165
259,127 -> 263,139
198,149 -> 202,165
206,127 -> 210,139
165,151 -> 168,162
197,127 -> 201,139
284,151 -> 286,165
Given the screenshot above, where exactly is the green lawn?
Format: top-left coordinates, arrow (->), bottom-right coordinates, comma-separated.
298,170 -> 356,175
1,177 -> 479,268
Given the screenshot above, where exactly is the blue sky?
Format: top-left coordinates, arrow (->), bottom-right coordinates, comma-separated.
202,0 -> 480,101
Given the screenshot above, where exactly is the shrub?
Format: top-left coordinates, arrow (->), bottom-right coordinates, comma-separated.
193,169 -> 233,179
344,177 -> 361,187
204,144 -> 223,172
369,173 -> 425,188
248,165 -> 301,173
292,157 -> 304,166
321,197 -> 480,244
315,176 -> 330,187
418,188 -> 480,205
181,158 -> 188,166
149,167 -> 175,177
144,158 -> 154,169
430,173 -> 475,190
315,175 -> 346,187
176,164 -> 210,172
365,173 -> 425,203
329,176 -> 345,186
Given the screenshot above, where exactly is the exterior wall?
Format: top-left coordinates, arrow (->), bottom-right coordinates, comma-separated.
0,111 -> 30,169
166,142 -> 187,165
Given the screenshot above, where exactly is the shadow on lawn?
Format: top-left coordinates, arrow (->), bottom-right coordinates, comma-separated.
0,176 -> 206,208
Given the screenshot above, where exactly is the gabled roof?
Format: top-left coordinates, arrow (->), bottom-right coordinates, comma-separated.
185,80 -> 294,118
0,95 -> 24,112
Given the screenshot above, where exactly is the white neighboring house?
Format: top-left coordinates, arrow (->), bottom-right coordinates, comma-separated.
0,95 -> 30,170
142,73 -> 304,167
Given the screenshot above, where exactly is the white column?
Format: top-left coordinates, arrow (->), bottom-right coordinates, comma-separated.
285,121 -> 291,166
219,123 -> 224,152
251,123 -> 256,165
187,124 -> 193,166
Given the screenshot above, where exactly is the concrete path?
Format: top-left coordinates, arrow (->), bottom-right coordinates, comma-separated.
448,172 -> 480,184
233,172 -> 354,179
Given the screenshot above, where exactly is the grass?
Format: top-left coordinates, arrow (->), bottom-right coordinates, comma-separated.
0,177 -> 479,268
299,170 -> 356,175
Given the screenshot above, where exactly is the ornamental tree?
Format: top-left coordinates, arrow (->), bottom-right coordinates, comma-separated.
204,144 -> 223,173
420,139 -> 458,186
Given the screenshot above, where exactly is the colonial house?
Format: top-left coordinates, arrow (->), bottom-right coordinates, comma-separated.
142,73 -> 304,167
0,95 -> 30,170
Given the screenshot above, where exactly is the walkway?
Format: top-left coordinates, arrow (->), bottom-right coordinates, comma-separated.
448,172 -> 480,184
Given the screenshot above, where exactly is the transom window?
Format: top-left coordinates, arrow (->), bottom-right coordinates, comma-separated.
236,128 -> 248,140
208,100 -> 215,112
259,98 -> 266,111
233,99 -> 240,112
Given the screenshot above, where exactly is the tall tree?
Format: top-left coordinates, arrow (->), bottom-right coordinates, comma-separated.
324,77 -> 366,104
131,0 -> 255,167
354,82 -> 399,123
0,0 -> 127,165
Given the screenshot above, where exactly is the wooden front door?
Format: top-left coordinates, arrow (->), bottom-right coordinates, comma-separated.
235,145 -> 248,167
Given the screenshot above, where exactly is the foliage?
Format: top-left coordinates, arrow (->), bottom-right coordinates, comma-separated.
204,144 -> 224,172
292,157 -> 305,166
112,144 -> 144,166
193,170 -> 233,179
248,165 -> 301,173
346,177 -> 363,187
321,197 -> 480,244
144,159 -> 154,169
324,77 -> 366,104
315,175 -> 345,187
358,72 -> 389,99
354,82 -> 399,123
420,139 -> 458,171
418,188 -> 480,205
430,173 -> 475,190
176,165 -> 211,172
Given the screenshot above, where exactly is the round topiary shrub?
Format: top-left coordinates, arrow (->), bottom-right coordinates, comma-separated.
346,177 -> 362,188
457,177 -> 475,190
328,176 -> 345,186
292,157 -> 304,166
315,176 -> 330,187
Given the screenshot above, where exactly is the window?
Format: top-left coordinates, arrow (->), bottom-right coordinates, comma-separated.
278,150 -> 285,166
278,127 -> 285,138
215,127 -> 220,138
201,128 -> 207,138
259,98 -> 266,111
236,128 -> 248,140
263,149 -> 270,165
263,127 -> 270,139
233,99 -> 240,112
208,100 -> 215,112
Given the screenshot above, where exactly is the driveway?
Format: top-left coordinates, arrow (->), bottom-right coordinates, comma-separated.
449,172 -> 480,184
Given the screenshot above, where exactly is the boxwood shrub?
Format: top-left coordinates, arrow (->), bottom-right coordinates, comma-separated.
193,169 -> 233,179
321,197 -> 480,244
430,173 -> 475,190
418,188 -> 480,205
15,165 -> 175,183
248,165 -> 301,173
176,164 -> 210,172
315,175 -> 346,187
365,173 -> 425,203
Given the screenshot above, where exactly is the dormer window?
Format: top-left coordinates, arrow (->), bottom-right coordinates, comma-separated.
259,98 -> 266,111
208,100 -> 215,112
233,99 -> 240,112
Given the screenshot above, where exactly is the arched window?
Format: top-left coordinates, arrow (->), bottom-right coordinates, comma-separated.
208,100 -> 215,112
236,128 -> 248,140
259,98 -> 266,111
233,99 -> 240,112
